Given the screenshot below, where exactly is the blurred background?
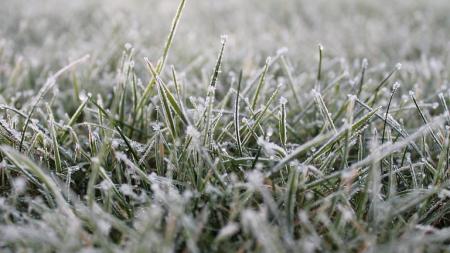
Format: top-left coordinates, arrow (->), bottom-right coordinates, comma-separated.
1,0 -> 449,68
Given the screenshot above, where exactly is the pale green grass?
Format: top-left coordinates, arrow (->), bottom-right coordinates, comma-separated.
1,0 -> 450,252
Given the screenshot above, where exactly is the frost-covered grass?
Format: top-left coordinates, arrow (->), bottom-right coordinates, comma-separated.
1,0 -> 450,252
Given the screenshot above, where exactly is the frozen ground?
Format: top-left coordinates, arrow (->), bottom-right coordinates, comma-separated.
1,0 -> 450,252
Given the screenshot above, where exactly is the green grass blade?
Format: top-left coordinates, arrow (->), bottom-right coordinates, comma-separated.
235,70 -> 243,156
251,57 -> 270,110
135,0 -> 187,115
45,103 -> 62,173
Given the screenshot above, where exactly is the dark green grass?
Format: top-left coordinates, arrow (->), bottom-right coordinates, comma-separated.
1,0 -> 450,252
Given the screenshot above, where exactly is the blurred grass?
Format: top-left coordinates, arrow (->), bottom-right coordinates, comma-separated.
1,0 -> 450,252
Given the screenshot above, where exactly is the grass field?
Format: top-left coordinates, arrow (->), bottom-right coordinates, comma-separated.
1,0 -> 450,252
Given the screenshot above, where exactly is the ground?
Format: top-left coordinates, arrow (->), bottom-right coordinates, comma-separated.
1,0 -> 450,252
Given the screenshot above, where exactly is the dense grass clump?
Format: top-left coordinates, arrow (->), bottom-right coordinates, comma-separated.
1,0 -> 450,252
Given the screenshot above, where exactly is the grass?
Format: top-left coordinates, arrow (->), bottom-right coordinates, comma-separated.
1,0 -> 450,252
